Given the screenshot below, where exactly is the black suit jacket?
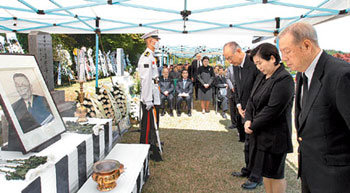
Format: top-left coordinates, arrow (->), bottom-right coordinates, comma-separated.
295,51 -> 350,192
245,65 -> 294,153
159,77 -> 174,96
234,55 -> 260,109
176,79 -> 193,96
187,65 -> 193,80
12,95 -> 53,133
191,59 -> 201,82
214,75 -> 227,88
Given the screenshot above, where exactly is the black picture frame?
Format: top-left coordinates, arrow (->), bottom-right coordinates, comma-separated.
0,54 -> 66,153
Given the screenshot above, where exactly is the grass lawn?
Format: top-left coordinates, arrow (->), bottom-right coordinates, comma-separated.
121,105 -> 301,193
59,79 -> 301,192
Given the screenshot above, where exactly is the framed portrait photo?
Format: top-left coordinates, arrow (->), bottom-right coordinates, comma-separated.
0,54 -> 66,153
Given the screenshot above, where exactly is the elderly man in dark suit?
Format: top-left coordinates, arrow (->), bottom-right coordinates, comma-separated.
12,73 -> 53,133
176,69 -> 193,117
278,22 -> 350,193
159,68 -> 175,116
223,41 -> 261,189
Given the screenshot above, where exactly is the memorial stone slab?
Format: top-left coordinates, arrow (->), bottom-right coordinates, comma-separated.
116,48 -> 124,76
28,31 -> 54,91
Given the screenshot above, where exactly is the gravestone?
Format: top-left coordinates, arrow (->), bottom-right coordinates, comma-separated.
28,31 -> 54,91
28,32 -> 75,117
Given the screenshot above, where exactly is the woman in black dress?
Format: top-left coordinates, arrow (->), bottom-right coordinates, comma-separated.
197,56 -> 215,113
244,43 -> 294,193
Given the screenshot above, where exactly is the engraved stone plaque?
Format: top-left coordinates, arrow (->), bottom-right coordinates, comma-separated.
28,31 -> 54,91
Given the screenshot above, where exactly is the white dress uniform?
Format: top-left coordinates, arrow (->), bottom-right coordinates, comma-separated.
138,47 -> 161,106
137,30 -> 163,161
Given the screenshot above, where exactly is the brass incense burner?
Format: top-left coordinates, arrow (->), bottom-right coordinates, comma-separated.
92,159 -> 124,191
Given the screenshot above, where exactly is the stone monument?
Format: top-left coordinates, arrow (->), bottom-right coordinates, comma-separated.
28,31 -> 75,117
28,31 -> 54,91
116,48 -> 124,76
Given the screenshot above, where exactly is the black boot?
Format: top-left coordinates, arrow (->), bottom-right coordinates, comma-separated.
161,109 -> 165,116
169,109 -> 174,117
221,111 -> 227,118
187,110 -> 192,117
177,110 -> 181,117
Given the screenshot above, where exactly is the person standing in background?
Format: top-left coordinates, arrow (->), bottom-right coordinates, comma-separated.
197,56 -> 215,113
191,53 -> 202,100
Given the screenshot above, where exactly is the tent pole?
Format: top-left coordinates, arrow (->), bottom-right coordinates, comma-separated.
95,33 -> 99,92
161,47 -> 164,67
167,53 -> 169,65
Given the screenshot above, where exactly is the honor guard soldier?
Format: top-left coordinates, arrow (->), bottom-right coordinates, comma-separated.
138,30 -> 163,161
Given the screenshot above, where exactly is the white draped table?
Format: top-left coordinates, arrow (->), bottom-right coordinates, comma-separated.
78,143 -> 150,193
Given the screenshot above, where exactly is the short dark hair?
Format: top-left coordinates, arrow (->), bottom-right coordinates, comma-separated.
181,69 -> 188,74
202,56 -> 209,62
250,43 -> 281,65
13,73 -> 30,82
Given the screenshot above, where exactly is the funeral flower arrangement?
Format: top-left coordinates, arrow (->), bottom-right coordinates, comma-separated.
129,96 -> 140,121
131,71 -> 141,95
75,82 -> 129,125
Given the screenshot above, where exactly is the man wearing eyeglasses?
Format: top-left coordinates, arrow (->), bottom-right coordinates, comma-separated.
12,73 -> 53,133
223,41 -> 261,190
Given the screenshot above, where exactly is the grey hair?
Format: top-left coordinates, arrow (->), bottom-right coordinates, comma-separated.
223,41 -> 241,53
278,22 -> 319,47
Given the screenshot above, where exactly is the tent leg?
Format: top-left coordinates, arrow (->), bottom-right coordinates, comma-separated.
161,49 -> 164,67
95,33 -> 99,93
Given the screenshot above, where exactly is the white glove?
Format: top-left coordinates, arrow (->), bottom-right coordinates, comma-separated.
145,101 -> 153,111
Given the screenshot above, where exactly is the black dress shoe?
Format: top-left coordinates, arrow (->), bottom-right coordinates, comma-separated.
188,112 -> 192,117
150,154 -> 163,162
228,124 -> 237,129
169,112 -> 174,117
221,112 -> 227,118
231,171 -> 248,178
161,111 -> 166,116
241,180 -> 262,189
177,112 -> 181,117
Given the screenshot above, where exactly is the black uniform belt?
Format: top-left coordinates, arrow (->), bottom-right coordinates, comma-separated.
152,78 -> 158,84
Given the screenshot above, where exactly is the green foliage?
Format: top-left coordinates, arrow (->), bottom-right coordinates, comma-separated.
65,121 -> 95,134
325,49 -> 344,55
2,34 -> 146,66
50,34 -> 145,67
0,156 -> 47,180
16,33 -> 28,53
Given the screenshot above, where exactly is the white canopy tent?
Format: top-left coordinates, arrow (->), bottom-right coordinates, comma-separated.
0,0 -> 349,35
0,0 -> 349,88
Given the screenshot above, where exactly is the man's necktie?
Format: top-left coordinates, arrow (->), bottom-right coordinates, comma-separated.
183,80 -> 186,88
301,73 -> 308,108
298,73 -> 308,124
238,66 -> 243,80
28,101 -> 32,112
